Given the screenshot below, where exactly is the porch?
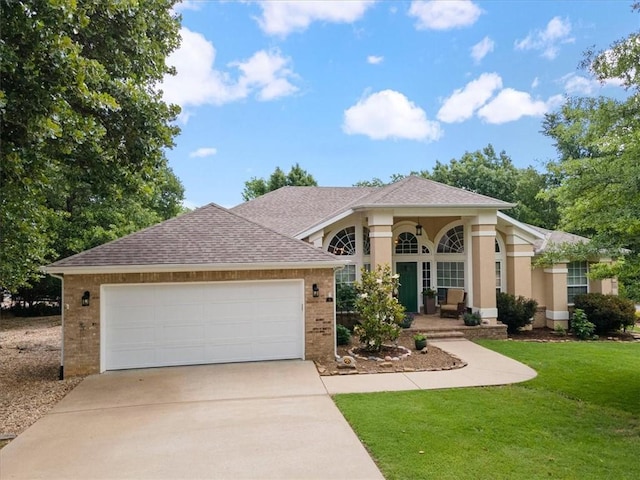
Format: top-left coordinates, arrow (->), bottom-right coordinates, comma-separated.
407,313 -> 508,340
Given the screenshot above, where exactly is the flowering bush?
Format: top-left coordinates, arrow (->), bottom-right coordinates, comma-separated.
353,265 -> 406,352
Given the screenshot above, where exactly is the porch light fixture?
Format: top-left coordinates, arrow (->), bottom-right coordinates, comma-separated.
415,224 -> 423,236
81,291 -> 90,307
312,284 -> 320,297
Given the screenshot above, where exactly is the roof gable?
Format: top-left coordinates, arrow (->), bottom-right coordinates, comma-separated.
351,176 -> 514,208
232,176 -> 514,237
46,203 -> 342,271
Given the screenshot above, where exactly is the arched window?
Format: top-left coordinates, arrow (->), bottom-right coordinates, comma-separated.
495,239 -> 500,252
363,227 -> 370,255
437,226 -> 464,253
328,227 -> 356,255
395,232 -> 418,254
422,245 -> 430,255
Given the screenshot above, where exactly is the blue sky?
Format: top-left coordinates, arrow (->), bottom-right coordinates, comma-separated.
161,0 -> 637,208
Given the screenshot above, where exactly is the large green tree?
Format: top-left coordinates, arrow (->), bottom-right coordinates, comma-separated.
542,4 -> 640,299
0,0 -> 184,290
242,163 -> 318,201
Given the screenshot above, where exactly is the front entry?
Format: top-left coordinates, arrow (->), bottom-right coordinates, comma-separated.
396,262 -> 418,313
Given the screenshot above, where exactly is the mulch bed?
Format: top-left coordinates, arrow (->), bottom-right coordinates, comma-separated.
315,330 -> 466,375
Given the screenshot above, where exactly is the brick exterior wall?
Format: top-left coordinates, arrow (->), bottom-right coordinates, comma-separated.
62,268 -> 336,377
460,324 -> 508,340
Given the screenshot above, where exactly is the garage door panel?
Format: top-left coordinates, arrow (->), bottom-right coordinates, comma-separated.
108,326 -> 158,346
158,324 -> 206,343
104,281 -> 304,371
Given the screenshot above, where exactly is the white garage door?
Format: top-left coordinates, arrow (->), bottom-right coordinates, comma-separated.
102,281 -> 304,371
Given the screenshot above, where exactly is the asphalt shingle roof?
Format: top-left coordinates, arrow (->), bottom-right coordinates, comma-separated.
231,186 -> 377,236
527,224 -> 590,253
46,203 -> 343,270
232,175 -> 514,236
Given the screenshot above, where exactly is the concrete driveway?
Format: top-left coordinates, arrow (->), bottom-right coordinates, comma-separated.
0,361 -> 383,480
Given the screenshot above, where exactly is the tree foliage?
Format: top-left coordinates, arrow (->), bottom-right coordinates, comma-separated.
542,4 -> 640,299
242,163 -> 318,201
0,0 -> 184,290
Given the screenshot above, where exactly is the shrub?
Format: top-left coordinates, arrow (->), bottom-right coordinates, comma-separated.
573,293 -> 636,334
463,312 -> 482,326
336,283 -> 357,313
10,302 -> 61,317
497,292 -> 538,334
353,265 -> 405,352
554,324 -> 567,336
400,313 -> 415,328
571,308 -> 595,340
336,324 -> 351,346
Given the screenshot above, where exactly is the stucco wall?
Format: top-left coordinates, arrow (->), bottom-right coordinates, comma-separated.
62,268 -> 336,377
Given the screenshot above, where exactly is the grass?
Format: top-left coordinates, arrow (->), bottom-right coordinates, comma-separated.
334,340 -> 640,480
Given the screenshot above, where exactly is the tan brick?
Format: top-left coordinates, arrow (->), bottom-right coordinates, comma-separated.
62,269 -> 336,377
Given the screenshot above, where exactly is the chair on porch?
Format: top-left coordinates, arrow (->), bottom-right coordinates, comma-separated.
439,288 -> 467,319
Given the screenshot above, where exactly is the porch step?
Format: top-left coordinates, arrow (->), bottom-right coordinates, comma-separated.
424,331 -> 465,340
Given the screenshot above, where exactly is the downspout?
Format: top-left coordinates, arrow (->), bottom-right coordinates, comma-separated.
50,273 -> 65,380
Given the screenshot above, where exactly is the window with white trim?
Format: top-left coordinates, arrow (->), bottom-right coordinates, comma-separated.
436,261 -> 465,302
567,261 -> 588,304
437,226 -> 464,253
395,232 -> 418,254
328,227 -> 356,256
422,262 -> 432,290
363,227 -> 370,255
336,264 -> 357,286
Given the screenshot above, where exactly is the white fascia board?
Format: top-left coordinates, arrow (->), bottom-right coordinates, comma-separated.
42,260 -> 348,276
497,212 -> 546,240
354,203 -> 516,211
295,209 -> 355,240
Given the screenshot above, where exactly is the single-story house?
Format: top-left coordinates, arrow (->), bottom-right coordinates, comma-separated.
45,175 -> 616,377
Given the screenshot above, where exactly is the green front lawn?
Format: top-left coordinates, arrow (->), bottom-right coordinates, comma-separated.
334,341 -> 640,480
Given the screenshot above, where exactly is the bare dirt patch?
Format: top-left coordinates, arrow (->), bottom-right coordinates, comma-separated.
0,315 -> 84,447
316,330 -> 465,375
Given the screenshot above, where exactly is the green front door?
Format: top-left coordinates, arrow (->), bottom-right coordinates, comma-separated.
397,262 -> 418,313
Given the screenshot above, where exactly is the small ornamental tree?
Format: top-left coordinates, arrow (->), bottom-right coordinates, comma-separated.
353,265 -> 406,352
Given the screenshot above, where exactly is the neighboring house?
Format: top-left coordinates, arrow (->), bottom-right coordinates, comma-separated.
45,175 -> 615,377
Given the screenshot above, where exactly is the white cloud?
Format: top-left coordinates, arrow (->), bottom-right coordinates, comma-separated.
231,50 -> 299,101
531,77 -> 540,89
560,72 -> 623,95
367,55 -> 384,65
561,73 -> 596,95
477,89 -> 550,124
515,16 -> 574,60
189,147 -> 218,158
256,0 -> 375,36
470,36 -> 494,63
408,0 -> 482,30
160,28 -> 298,110
173,1 -> 200,13
343,90 -> 442,141
437,73 -> 503,123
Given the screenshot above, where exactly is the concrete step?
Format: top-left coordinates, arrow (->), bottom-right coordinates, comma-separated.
423,331 -> 465,339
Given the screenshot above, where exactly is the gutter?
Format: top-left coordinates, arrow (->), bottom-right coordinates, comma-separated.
43,260 -> 348,276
